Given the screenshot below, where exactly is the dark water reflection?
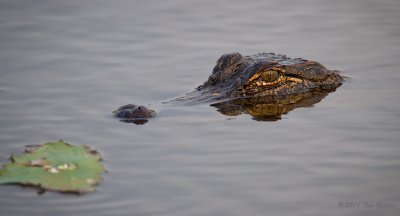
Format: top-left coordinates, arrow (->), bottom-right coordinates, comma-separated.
1,0 -> 400,216
211,90 -> 333,121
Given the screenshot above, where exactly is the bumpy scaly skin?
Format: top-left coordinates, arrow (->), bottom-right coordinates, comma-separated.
196,52 -> 343,101
114,52 -> 343,122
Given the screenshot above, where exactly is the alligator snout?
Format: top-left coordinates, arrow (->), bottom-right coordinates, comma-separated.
113,104 -> 156,124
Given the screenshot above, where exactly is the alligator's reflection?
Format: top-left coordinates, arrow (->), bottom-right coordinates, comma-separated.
211,90 -> 332,121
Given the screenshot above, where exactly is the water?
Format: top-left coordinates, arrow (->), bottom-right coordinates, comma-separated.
1,0 -> 400,215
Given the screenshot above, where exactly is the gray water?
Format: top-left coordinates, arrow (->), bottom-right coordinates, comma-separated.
1,0 -> 400,215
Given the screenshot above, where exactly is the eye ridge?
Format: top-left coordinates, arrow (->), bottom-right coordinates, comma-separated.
260,70 -> 280,82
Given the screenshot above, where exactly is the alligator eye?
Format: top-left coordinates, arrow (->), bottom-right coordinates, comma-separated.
261,70 -> 279,82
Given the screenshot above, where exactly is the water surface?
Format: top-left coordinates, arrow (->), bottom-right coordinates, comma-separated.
1,0 -> 400,215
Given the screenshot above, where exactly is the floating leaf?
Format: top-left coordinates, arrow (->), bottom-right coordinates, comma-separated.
0,140 -> 105,194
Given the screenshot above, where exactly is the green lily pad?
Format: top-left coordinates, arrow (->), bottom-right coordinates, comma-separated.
0,140 -> 105,193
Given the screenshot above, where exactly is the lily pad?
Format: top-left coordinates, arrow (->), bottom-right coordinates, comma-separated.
0,140 -> 105,193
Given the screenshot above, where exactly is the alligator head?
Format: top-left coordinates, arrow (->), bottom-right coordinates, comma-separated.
173,52 -> 344,121
196,52 -> 343,101
115,53 -> 344,124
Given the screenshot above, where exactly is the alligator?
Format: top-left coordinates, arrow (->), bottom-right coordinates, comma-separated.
113,52 -> 343,124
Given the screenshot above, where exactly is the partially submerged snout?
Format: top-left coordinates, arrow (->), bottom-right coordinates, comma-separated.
113,104 -> 156,124
114,52 -> 344,124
